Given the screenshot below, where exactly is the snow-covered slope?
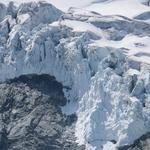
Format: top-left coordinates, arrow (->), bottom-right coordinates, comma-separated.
2,0 -> 150,18
0,1 -> 150,150
86,0 -> 150,18
2,0 -> 96,11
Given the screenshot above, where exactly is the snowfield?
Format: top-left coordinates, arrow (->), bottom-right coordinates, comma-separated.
2,0 -> 150,18
0,0 -> 150,150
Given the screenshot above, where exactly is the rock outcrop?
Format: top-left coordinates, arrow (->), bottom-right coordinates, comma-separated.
0,74 -> 84,150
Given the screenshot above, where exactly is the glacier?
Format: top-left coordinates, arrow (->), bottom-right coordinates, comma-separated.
0,1 -> 150,150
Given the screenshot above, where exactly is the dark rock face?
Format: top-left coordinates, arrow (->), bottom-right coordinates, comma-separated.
118,133 -> 150,150
0,74 -> 84,150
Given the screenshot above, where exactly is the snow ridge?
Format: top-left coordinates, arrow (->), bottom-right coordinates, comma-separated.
0,1 -> 150,150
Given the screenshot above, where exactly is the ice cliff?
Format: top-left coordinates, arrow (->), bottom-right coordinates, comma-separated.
0,1 -> 150,150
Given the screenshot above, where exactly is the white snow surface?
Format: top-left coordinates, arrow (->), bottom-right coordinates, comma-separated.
2,0 -> 150,18
0,1 -> 150,150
